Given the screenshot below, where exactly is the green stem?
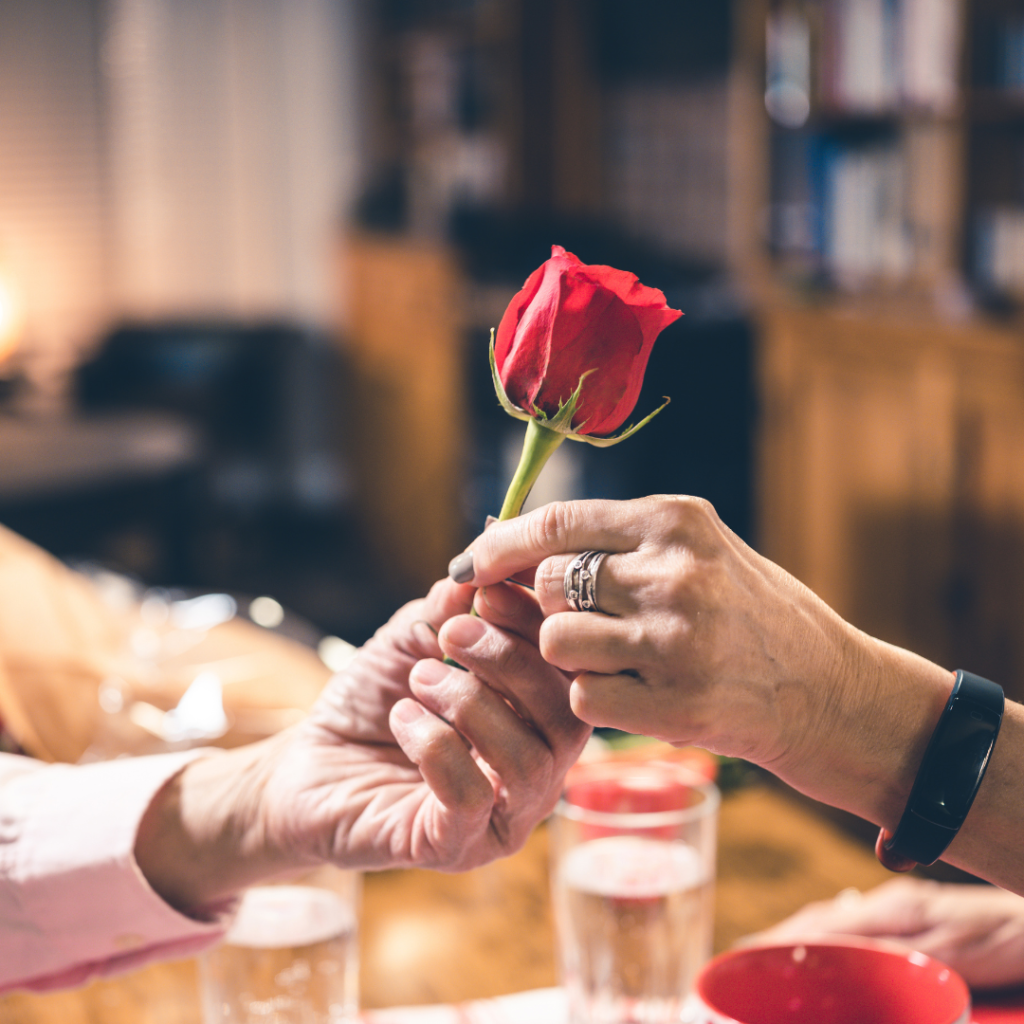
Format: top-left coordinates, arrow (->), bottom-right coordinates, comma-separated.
498,418 -> 566,520
445,418 -> 564,666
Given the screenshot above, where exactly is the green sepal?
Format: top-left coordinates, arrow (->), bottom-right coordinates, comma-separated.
489,329 -> 671,447
566,395 -> 671,447
489,329 -> 595,435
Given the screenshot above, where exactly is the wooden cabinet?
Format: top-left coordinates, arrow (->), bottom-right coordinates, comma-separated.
343,234 -> 467,596
734,1 -> 1024,700
758,302 -> 1024,701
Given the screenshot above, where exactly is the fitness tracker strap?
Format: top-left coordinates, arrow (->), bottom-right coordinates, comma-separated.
880,669 -> 1004,869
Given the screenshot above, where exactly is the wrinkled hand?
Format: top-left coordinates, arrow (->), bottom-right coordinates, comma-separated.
456,496 -> 953,826
745,878 -> 1024,991
257,576 -> 589,874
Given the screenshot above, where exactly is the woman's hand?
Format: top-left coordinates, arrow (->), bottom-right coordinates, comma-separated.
136,577 -> 589,911
746,878 -> 1024,991
454,495 -> 953,828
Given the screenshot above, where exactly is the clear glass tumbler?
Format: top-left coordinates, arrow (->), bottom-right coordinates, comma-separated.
550,759 -> 719,1024
199,869 -> 360,1024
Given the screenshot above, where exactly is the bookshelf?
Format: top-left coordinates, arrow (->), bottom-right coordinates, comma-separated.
741,0 -> 1024,701
743,0 -> 1024,305
747,0 -> 963,296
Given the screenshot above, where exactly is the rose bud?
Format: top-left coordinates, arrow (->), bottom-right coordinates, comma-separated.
485,245 -> 683,521
492,245 -> 682,439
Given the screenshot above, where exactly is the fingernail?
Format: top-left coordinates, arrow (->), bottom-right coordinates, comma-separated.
412,659 -> 448,686
392,699 -> 427,723
484,515 -> 498,530
448,551 -> 475,584
478,584 -> 519,619
411,620 -> 441,652
442,614 -> 486,649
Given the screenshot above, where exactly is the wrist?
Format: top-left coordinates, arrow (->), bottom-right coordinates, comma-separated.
782,621 -> 952,828
863,640 -> 956,827
135,731 -> 304,913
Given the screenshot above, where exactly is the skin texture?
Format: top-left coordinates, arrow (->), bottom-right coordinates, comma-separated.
455,495 -> 1024,895
134,578 -> 589,914
747,878 -> 1024,991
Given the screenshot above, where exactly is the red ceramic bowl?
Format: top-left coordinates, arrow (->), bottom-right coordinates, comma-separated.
691,940 -> 971,1024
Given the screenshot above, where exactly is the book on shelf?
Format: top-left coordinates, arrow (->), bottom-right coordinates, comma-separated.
766,0 -> 959,121
975,208 -> 1024,298
899,0 -> 959,110
770,133 -> 911,286
824,141 -> 910,284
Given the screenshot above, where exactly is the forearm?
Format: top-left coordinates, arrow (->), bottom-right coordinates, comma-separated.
134,730 -> 306,913
821,633 -> 954,830
764,608 -> 953,832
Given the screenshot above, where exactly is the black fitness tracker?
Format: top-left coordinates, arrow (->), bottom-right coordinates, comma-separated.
882,669 -> 1004,867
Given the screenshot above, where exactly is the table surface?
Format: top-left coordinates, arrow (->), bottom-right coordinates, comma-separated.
0,782 -> 896,1023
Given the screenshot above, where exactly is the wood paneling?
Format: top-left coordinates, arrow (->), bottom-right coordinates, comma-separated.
758,302 -> 1024,701
343,233 -> 467,595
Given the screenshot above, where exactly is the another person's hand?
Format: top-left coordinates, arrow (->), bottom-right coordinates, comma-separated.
136,577 -> 589,911
452,496 -> 953,829
745,878 -> 1024,991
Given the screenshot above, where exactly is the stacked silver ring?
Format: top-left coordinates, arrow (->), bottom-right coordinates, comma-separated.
563,550 -> 609,613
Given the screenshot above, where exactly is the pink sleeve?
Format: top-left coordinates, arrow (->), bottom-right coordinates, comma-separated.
0,750 -> 233,993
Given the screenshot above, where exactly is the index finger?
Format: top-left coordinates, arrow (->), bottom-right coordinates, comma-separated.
450,499 -> 646,587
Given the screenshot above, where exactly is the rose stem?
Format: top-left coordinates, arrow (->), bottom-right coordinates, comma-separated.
444,417 -> 565,666
498,417 -> 565,521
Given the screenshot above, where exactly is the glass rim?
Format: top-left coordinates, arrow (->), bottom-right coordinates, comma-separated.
554,770 -> 720,829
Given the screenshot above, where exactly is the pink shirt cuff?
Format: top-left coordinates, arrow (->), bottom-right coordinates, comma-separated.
0,751 -> 233,992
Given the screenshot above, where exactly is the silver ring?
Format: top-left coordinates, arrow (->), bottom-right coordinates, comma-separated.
564,550 -> 609,612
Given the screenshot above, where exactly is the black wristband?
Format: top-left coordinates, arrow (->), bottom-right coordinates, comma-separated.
883,669 -> 1004,867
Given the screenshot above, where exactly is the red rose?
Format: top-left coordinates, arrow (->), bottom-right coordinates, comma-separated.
494,245 -> 682,436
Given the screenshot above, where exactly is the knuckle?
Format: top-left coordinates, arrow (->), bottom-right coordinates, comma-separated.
538,617 -> 569,666
417,721 -> 460,764
533,557 -> 564,602
568,678 -> 602,726
664,494 -> 717,530
488,629 -> 528,678
626,617 -> 657,656
647,496 -> 725,559
532,501 -> 572,553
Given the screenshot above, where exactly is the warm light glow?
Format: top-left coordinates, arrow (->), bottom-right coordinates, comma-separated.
319,635 -> 357,672
0,276 -> 23,362
249,595 -> 285,629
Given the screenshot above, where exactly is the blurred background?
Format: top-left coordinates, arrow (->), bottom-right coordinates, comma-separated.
0,0 -> 1022,713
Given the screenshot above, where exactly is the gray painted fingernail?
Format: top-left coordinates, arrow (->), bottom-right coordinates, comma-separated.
448,551 -> 475,584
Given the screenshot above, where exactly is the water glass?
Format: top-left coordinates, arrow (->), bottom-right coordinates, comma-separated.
550,759 -> 720,1024
199,870 -> 360,1024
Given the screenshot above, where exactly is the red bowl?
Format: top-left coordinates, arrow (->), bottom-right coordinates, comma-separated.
692,940 -> 971,1024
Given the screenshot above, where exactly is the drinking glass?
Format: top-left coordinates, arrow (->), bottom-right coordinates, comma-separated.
550,759 -> 719,1024
199,868 -> 360,1024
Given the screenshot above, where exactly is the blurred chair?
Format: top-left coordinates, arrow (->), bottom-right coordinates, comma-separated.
0,321 -> 349,586
76,320 -> 348,522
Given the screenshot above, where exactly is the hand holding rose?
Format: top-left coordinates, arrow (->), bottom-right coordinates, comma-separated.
452,494 -> 1024,895
135,576 -> 589,912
